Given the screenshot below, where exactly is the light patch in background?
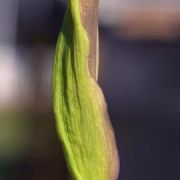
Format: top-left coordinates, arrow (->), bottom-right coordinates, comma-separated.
0,47 -> 23,108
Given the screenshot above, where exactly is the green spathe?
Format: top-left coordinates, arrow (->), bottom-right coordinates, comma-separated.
53,0 -> 118,179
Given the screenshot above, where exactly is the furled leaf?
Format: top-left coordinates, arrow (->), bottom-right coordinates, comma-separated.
53,0 -> 119,179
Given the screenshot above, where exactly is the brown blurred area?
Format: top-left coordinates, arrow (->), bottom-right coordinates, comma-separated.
118,9 -> 180,39
0,0 -> 180,180
100,0 -> 180,39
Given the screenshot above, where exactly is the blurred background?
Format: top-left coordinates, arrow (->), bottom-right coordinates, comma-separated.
0,0 -> 180,179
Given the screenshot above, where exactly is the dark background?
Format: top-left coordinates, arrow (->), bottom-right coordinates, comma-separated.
0,0 -> 180,179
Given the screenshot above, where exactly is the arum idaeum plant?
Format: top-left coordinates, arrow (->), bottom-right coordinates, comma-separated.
53,0 -> 119,179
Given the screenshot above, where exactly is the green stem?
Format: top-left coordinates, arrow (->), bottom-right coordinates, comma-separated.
53,0 -> 119,179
